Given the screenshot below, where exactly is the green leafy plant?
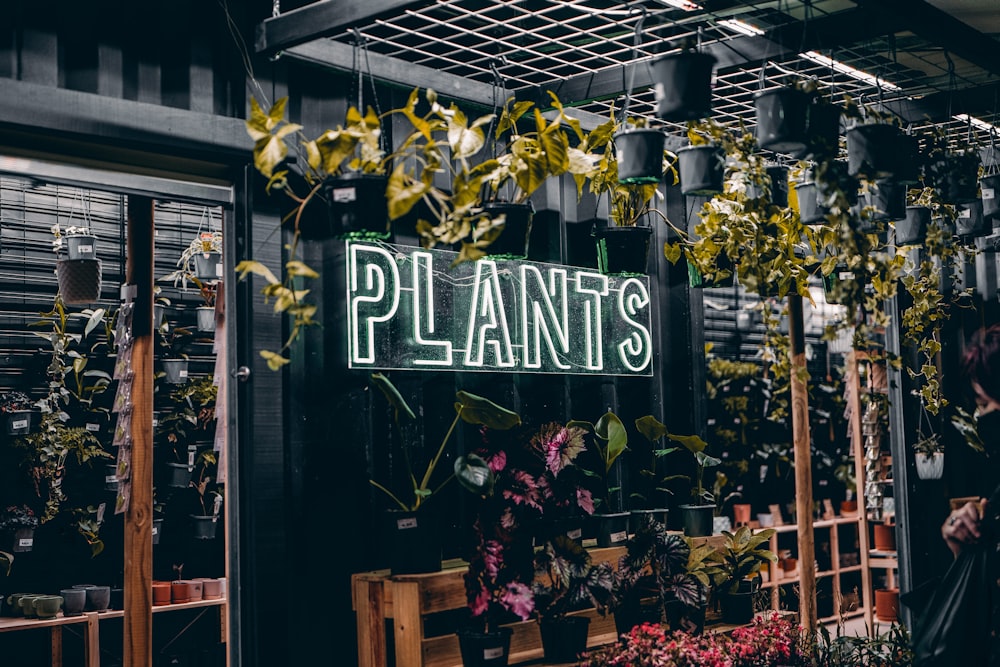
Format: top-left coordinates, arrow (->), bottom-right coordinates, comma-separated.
532,534 -> 614,621
642,421 -> 722,505
368,372 -> 520,511
569,410 -> 628,512
631,414 -> 685,509
708,525 -> 777,595
156,375 -> 218,461
70,505 -> 105,557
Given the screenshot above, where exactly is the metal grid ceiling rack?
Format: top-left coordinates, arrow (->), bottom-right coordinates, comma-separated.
258,0 -> 1000,153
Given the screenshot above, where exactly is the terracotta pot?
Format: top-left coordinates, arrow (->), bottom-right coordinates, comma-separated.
875,588 -> 900,622
873,523 -> 896,551
171,580 -> 194,604
733,504 -> 752,525
782,557 -> 798,572
840,500 -> 858,516
152,582 -> 172,606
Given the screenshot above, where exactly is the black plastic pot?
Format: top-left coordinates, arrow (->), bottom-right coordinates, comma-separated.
665,599 -> 707,635
593,225 -> 652,275
152,518 -> 163,545
860,179 -> 906,222
794,181 -> 828,225
894,133 -> 922,184
928,153 -> 981,204
766,165 -> 789,207
614,129 -> 666,184
678,503 -> 715,537
65,234 -> 98,261
5,410 -> 32,435
56,258 -> 102,305
957,200 -> 990,238
981,173 -> 1000,219
161,359 -> 189,384
534,518 -> 584,547
165,461 -> 194,488
614,598 -> 663,637
802,101 -> 842,160
457,627 -> 513,667
593,512 -> 630,548
720,591 -> 755,625
649,51 -> 716,121
318,173 -> 391,241
846,123 -> 900,180
386,509 -> 442,575
628,508 -> 668,534
482,202 -> 533,259
539,616 -> 590,663
6,528 -> 34,553
754,87 -> 809,155
678,145 -> 724,196
895,206 -> 931,246
190,514 -> 219,540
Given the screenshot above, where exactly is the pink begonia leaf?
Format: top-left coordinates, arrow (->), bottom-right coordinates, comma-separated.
469,586 -> 490,616
576,487 -> 595,514
502,582 -> 534,620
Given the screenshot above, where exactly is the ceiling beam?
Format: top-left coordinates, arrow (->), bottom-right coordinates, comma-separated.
255,0 -> 433,58
854,0 -> 1000,77
284,40 -> 498,108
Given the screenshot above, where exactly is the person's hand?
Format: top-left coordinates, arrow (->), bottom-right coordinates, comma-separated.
942,499 -> 986,557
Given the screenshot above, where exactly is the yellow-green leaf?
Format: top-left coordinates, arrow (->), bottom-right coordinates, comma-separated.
234,260 -> 279,284
285,260 -> 319,278
260,350 -> 291,370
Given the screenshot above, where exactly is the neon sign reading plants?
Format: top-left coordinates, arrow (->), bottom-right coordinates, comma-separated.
346,242 -> 653,376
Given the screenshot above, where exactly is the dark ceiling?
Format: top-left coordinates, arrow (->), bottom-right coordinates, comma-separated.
256,0 -> 1000,154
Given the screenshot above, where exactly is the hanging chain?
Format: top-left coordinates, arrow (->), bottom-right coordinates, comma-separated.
272,0 -> 280,18
620,4 -> 647,122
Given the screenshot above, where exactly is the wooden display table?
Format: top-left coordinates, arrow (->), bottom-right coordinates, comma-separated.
353,537 -> 729,667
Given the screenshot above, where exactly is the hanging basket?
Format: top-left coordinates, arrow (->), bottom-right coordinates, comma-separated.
894,206 -> 931,246
65,234 -> 98,261
192,251 -> 222,281
56,258 -> 102,305
649,50 -> 716,121
846,123 -> 901,180
793,181 -> 828,225
754,86 -> 809,155
196,306 -> 216,332
895,133 -> 922,184
678,144 -> 724,196
614,128 -> 666,184
190,514 -> 219,540
481,202 -> 533,259
859,179 -> 907,223
593,224 -> 652,275
803,101 -> 842,160
927,153 -> 981,204
161,359 -> 190,385
766,165 -> 790,207
4,410 -> 33,435
956,200 -> 990,239
980,173 -> 1000,220
318,173 -> 391,241
915,451 -> 944,480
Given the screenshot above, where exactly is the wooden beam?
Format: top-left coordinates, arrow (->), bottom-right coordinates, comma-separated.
123,195 -> 155,667
256,0 -> 433,57
284,40 -> 498,108
788,294 -> 816,633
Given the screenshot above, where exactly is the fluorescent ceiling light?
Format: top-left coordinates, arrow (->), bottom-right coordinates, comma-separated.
656,0 -> 703,11
799,51 -> 901,91
718,19 -> 763,36
955,114 -> 999,133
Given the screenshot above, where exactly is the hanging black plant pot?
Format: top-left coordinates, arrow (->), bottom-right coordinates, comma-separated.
894,133 -> 922,184
320,173 -> 392,241
649,50 -> 716,121
803,101 -> 842,160
794,181 -> 828,225
854,179 -> 906,233
482,202 -> 533,259
766,165 -> 789,207
614,128 -> 666,184
754,87 -> 809,155
5,410 -> 33,435
846,123 -> 900,180
56,258 -> 102,305
957,200 -> 990,238
457,627 -> 514,667
936,153 -> 982,204
593,224 -> 652,275
678,145 -> 724,196
895,206 -> 931,246
65,234 -> 98,261
982,173 -> 1000,220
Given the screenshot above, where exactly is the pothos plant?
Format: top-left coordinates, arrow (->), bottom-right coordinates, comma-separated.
664,119 -> 811,298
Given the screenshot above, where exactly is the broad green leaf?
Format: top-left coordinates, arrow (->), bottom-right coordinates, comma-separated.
370,372 -> 417,423
667,432 -> 708,454
635,415 -> 668,441
259,350 -> 290,370
234,260 -> 279,284
285,260 -> 319,278
454,453 -> 495,495
455,390 -> 520,430
594,411 -> 628,473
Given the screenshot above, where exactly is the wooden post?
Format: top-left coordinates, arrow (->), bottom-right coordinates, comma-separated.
788,294 -> 816,632
847,351 -> 875,629
123,195 -> 154,667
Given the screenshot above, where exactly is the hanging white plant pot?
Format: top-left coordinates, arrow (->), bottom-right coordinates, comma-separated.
196,306 -> 216,332
915,452 -> 944,480
192,251 -> 222,281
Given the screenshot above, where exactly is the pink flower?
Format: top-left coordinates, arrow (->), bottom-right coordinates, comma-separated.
487,450 -> 507,473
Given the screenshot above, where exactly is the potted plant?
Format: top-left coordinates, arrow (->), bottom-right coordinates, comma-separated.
177,231 -> 223,283
192,278 -> 217,333
707,525 -> 777,625
0,390 -> 34,435
51,224 -> 102,304
922,126 -> 982,204
156,375 -> 218,487
189,450 -> 222,539
845,106 -> 903,181
754,80 -> 811,155
980,146 -> 1000,219
570,410 -> 630,547
913,430 -> 944,480
531,535 -> 614,663
629,415 -> 685,532
247,96 -> 390,240
676,119 -> 728,197
156,325 -> 194,384
586,113 -> 675,275
648,40 -> 716,121
0,505 -> 39,553
610,513 -> 708,636
666,429 -> 721,537
368,372 -> 520,574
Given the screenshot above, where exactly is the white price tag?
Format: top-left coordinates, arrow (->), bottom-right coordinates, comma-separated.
483,647 -> 504,660
332,186 -> 358,203
960,207 -> 972,219
105,475 -> 118,484
610,530 -> 628,543
397,517 -> 418,530
567,528 -> 582,540
86,423 -> 100,432
77,244 -> 94,254
983,188 -> 995,200
18,538 -> 33,548
11,419 -> 28,430
179,369 -> 189,379
152,525 -> 158,536
215,263 -> 223,278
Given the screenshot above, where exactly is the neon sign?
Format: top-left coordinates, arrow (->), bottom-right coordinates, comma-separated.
346,241 -> 653,376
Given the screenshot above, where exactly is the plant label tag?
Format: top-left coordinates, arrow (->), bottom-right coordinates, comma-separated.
152,525 -> 158,536
78,244 -> 94,254
179,369 -> 189,379
106,475 -> 118,483
707,418 -> 716,426
188,451 -> 197,466
984,188 -> 995,200
11,419 -> 28,431
332,186 -> 358,203
610,530 -> 627,543
152,417 -> 158,427
567,528 -> 582,540
18,538 -> 32,548
483,647 -> 504,660
960,207 -> 972,219
98,503 -> 106,523
215,263 -> 223,278
86,423 -> 100,432
839,271 -> 855,280
397,517 -> 418,530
